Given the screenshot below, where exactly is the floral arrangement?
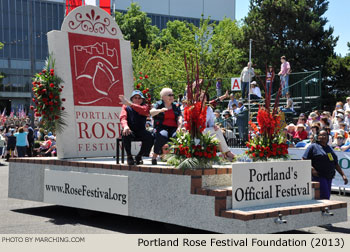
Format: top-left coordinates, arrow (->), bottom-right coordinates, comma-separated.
166,53 -> 220,169
245,80 -> 289,161
134,71 -> 152,105
30,56 -> 66,133
167,130 -> 220,169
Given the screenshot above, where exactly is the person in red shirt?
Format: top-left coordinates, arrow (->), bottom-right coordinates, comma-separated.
294,124 -> 308,143
119,90 -> 153,165
151,88 -> 182,165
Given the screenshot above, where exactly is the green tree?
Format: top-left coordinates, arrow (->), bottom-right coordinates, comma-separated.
243,0 -> 337,72
114,3 -> 159,49
323,46 -> 350,109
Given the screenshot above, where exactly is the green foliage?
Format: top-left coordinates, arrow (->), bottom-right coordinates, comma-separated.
131,16 -> 245,100
243,0 -> 337,73
322,52 -> 350,109
114,3 -> 159,49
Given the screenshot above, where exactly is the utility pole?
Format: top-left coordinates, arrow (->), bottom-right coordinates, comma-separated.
29,0 -> 35,128
248,39 -> 252,139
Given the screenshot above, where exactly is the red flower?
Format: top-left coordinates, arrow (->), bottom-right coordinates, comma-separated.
252,153 -> 257,157
145,75 -> 149,79
207,154 -> 212,159
55,115 -> 60,119
30,106 -> 34,110
49,107 -> 54,111
142,90 -> 147,94
49,101 -> 54,105
50,83 -> 54,88
42,69 -> 46,73
139,72 -> 143,75
61,107 -> 65,111
42,89 -> 47,93
62,98 -> 66,102
35,113 -> 41,117
59,88 -> 62,92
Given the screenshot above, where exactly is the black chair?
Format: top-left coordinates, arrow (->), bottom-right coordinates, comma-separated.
116,137 -> 143,164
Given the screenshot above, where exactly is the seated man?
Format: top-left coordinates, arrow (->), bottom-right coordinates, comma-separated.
119,91 -> 154,165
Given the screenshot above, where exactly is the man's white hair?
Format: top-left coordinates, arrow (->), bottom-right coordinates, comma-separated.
160,88 -> 173,98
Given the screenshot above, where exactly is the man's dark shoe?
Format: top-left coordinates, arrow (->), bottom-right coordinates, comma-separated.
127,156 -> 135,165
152,159 -> 157,165
135,155 -> 143,165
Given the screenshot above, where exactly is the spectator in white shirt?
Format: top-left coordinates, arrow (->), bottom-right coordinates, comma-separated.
249,81 -> 261,100
343,97 -> 350,111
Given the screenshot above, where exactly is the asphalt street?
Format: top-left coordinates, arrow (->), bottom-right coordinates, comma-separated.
0,161 -> 349,234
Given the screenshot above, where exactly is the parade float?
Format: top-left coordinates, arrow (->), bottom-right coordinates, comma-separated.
8,6 -> 347,233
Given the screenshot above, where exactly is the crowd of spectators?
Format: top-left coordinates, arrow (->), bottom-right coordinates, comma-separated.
0,118 -> 57,160
283,97 -> 350,152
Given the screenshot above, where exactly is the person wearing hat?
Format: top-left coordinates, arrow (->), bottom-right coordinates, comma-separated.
303,129 -> 348,200
222,110 -> 235,141
293,124 -> 308,143
332,113 -> 344,131
249,81 -> 262,100
222,110 -> 234,130
278,56 -> 291,97
286,123 -> 296,140
150,88 -> 182,165
119,90 -> 154,165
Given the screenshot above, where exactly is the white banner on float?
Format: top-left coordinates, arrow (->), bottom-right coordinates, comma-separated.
44,170 -> 128,215
230,148 -> 350,189
232,160 -> 312,209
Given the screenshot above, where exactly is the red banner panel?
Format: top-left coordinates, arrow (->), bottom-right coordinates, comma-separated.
68,33 -> 124,107
66,0 -> 83,15
99,0 -> 111,14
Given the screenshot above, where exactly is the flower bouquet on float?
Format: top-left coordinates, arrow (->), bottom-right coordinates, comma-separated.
166,53 -> 221,169
241,78 -> 290,162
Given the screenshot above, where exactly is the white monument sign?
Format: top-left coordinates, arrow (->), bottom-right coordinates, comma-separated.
44,170 -> 128,215
48,6 -> 133,158
232,160 -> 312,209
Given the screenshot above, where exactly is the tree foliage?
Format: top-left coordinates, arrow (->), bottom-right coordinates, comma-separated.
243,0 -> 338,73
131,16 -> 245,100
322,45 -> 350,109
114,3 -> 159,49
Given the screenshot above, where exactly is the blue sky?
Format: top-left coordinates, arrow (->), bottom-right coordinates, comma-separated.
236,0 -> 350,57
